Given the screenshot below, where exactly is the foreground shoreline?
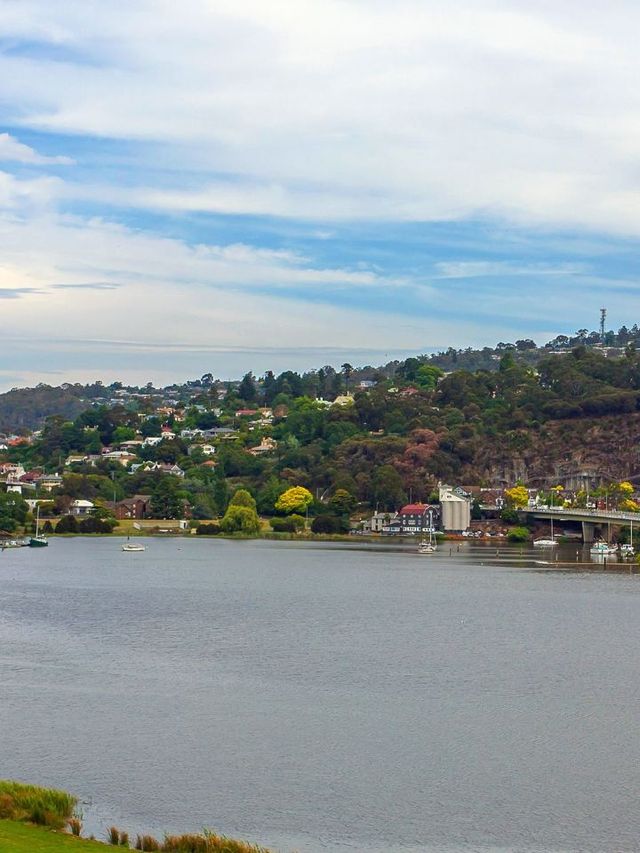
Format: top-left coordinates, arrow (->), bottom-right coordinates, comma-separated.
0,780 -> 272,852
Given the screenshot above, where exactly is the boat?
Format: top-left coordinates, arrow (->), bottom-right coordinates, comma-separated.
589,542 -> 617,555
28,505 -> 48,547
533,515 -> 557,547
620,543 -> 635,557
122,542 -> 146,552
418,530 -> 437,553
0,539 -> 25,549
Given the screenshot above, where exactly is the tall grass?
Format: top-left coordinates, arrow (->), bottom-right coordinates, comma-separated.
0,780 -> 77,829
162,831 -> 272,852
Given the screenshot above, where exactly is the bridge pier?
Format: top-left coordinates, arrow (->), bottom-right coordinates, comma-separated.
582,522 -> 595,544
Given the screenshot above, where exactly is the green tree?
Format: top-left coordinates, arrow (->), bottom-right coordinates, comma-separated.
220,504 -> 261,534
151,477 -> 184,519
328,489 -> 357,516
229,489 -> 257,510
238,372 -> 257,403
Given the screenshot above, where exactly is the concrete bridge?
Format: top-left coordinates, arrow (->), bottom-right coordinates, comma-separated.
519,505 -> 640,542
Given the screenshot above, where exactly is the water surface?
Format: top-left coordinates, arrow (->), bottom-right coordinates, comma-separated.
1,538 -> 639,852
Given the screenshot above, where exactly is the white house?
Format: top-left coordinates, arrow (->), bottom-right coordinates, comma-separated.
70,499 -> 95,516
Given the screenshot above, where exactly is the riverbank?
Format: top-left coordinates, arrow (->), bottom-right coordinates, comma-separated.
0,820 -> 105,852
0,781 -> 272,852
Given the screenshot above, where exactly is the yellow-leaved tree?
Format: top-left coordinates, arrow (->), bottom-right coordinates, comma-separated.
275,486 -> 314,515
504,485 -> 529,508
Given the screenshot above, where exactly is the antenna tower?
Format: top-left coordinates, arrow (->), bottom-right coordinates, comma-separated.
600,307 -> 607,341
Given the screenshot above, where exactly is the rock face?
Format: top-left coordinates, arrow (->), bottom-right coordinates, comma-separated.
469,414 -> 640,487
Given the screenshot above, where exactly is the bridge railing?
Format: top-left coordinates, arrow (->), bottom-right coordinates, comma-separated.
522,505 -> 640,522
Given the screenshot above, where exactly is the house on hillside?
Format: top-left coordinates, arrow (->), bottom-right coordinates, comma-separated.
69,499 -> 95,516
110,495 -> 151,520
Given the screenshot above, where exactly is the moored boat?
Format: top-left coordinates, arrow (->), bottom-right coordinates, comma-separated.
589,541 -> 617,555
29,506 -> 48,547
122,542 -> 146,552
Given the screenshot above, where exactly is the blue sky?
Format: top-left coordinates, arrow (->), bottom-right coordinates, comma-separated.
1,0 -> 640,390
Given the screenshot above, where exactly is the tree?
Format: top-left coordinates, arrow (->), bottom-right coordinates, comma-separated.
229,489 -> 257,510
220,504 -> 261,534
151,477 -> 184,519
238,372 -> 257,403
275,486 -> 314,515
328,489 -> 357,516
341,363 -> 354,392
504,485 -> 529,508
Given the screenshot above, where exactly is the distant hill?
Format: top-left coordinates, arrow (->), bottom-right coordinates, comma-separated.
0,383 -> 106,433
2,321 -> 639,433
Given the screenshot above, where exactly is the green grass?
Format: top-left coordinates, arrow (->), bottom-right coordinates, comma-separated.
0,820 -> 107,851
0,781 -> 76,829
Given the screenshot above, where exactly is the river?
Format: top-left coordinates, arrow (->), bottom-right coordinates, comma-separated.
1,537 -> 640,852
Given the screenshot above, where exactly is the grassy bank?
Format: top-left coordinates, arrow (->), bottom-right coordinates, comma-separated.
0,820 -> 106,851
0,782 -> 273,852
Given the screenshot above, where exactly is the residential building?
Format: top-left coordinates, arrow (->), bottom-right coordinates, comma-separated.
383,503 -> 440,535
70,499 -> 95,516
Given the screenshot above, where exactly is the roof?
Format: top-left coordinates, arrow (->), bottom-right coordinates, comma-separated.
398,503 -> 431,515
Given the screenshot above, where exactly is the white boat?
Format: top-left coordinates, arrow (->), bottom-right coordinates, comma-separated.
122,542 -> 146,552
533,515 -> 557,547
589,542 -> 617,555
29,505 -> 48,548
418,531 -> 437,553
620,543 -> 635,556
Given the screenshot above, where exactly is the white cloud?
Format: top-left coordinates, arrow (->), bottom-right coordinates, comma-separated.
0,133 -> 73,165
0,1 -> 639,233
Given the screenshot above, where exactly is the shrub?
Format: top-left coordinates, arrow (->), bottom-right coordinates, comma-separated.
68,816 -> 83,836
196,522 -> 221,535
500,508 -> 520,524
311,514 -> 343,534
507,526 -> 530,542
269,517 -> 297,532
55,515 -> 79,534
78,516 -> 117,534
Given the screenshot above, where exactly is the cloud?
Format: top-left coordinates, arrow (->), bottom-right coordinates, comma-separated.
0,286 -> 42,298
1,2 -> 640,234
434,261 -> 587,279
51,281 -> 121,290
0,132 -> 73,165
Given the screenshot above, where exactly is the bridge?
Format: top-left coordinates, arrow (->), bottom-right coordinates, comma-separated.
518,505 -> 640,542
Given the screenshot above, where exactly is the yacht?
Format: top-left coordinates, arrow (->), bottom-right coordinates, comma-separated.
533,515 -> 557,547
589,542 -> 617,555
122,542 -> 146,552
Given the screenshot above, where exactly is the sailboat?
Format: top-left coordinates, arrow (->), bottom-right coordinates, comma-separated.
418,530 -> 437,553
122,522 -> 145,552
621,519 -> 635,557
29,505 -> 48,547
533,513 -> 557,547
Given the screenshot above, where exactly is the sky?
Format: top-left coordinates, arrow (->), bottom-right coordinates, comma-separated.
1,0 -> 640,390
